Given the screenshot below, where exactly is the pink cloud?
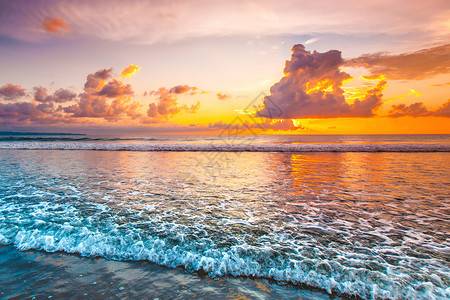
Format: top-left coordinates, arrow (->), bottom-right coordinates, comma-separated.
147,86 -> 200,120
0,67 -> 211,127
84,68 -> 113,92
96,79 -> 134,98
1,0 -> 447,45
0,84 -> 26,101
168,85 -> 198,95
43,16 -> 70,34
216,92 -> 231,100
64,96 -> 141,120
64,69 -> 141,120
33,87 -> 77,103
0,101 -> 65,126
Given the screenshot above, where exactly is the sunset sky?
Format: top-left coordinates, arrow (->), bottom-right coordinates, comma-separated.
0,0 -> 449,135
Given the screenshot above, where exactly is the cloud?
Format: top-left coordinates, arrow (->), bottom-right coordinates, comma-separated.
216,92 -> 231,100
0,67 -> 212,127
428,82 -> 450,87
65,68 -> 141,120
0,67 -> 217,127
304,37 -> 319,45
208,118 -> 304,131
257,44 -> 386,119
388,102 -> 431,118
0,101 -> 64,126
43,16 -> 70,34
0,102 -> 36,119
0,67 -> 142,125
120,65 -> 141,78
387,100 -> 450,118
147,86 -> 200,119
64,96 -> 141,120
259,119 -> 305,131
0,84 -> 26,101
33,87 -> 77,103
185,102 -> 200,113
169,85 -> 198,94
345,44 -> 450,80
1,0 -> 448,43
435,100 -> 450,117
96,79 -> 134,98
84,68 -> 113,92
80,118 -> 305,134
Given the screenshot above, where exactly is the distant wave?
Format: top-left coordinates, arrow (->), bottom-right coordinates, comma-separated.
0,136 -> 160,142
0,142 -> 449,152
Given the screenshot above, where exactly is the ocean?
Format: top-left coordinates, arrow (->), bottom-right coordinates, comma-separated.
0,134 -> 449,299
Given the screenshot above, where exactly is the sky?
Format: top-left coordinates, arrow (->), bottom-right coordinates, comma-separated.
0,0 -> 449,135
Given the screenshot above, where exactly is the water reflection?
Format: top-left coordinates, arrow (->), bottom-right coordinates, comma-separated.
0,150 -> 449,299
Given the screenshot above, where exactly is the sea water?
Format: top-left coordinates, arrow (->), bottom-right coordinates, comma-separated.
0,134 -> 449,299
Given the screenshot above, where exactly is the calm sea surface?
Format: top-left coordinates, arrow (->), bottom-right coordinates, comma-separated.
0,134 -> 449,299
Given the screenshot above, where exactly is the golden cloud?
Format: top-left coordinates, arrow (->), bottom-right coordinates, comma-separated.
120,65 -> 141,79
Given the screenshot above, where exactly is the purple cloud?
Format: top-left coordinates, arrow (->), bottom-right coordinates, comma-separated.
257,44 -> 386,119
0,84 -> 26,101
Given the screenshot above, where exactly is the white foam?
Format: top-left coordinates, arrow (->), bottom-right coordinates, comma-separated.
0,142 -> 449,152
1,210 -> 449,300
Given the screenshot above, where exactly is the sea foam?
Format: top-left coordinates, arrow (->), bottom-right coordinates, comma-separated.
0,197 -> 448,300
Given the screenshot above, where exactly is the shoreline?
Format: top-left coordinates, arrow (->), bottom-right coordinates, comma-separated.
0,244 -> 339,299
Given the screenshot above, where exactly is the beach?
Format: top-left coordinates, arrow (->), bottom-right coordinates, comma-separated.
0,244 -> 333,299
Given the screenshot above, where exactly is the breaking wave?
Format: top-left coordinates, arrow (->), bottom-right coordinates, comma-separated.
1,199 -> 448,300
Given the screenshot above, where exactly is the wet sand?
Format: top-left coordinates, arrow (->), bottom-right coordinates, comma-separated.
0,245 -> 336,299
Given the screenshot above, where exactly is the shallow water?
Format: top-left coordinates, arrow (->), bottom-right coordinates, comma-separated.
0,148 -> 449,299
0,245 -> 331,299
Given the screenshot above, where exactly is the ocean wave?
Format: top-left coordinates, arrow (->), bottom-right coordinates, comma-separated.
0,142 -> 449,152
0,136 -> 160,142
0,186 -> 448,300
0,210 -> 448,300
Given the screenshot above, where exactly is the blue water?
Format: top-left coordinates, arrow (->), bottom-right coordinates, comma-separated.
0,134 -> 449,299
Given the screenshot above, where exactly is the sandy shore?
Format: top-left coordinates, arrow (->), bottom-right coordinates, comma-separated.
0,245 -> 334,299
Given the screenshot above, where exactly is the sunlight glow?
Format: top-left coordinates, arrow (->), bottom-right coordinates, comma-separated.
120,65 -> 141,79
305,80 -> 334,94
